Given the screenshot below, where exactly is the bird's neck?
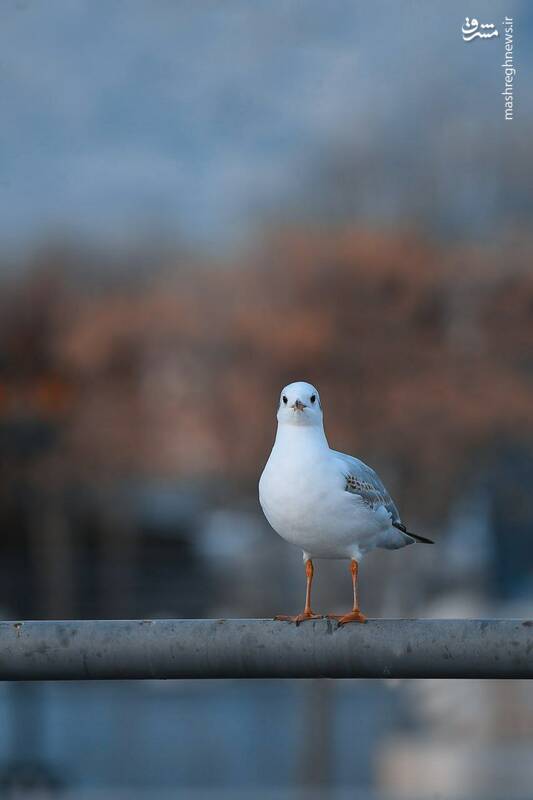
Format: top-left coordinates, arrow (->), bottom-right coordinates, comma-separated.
274,422 -> 329,455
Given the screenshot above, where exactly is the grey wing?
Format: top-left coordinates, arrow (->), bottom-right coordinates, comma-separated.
333,451 -> 401,523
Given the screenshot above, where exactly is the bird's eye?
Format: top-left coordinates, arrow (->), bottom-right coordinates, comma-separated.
310,395 -> 316,404
282,396 -> 288,405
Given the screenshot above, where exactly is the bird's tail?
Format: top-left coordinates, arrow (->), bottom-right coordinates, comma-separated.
392,521 -> 434,544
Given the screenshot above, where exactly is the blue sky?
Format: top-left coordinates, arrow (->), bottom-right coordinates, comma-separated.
1,0 -> 531,256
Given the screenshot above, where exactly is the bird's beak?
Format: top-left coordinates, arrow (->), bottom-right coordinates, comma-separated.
292,399 -> 307,412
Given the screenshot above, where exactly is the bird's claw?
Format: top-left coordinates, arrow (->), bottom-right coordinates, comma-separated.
274,611 -> 323,625
327,611 -> 367,625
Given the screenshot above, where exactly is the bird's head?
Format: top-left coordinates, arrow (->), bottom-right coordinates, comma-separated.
276,381 -> 323,428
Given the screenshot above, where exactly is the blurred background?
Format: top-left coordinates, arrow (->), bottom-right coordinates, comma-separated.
1,0 -> 532,797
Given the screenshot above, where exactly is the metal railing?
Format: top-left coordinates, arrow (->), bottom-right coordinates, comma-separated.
0,618 -> 531,680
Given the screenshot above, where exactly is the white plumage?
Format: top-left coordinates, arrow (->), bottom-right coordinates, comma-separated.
259,380 -> 432,624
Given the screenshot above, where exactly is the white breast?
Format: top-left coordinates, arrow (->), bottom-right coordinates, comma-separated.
259,434 -> 388,559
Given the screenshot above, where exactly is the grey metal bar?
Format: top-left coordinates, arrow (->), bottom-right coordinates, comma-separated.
0,619 -> 531,680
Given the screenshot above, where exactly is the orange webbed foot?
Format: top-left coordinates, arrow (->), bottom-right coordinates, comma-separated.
327,610 -> 367,625
274,611 -> 323,626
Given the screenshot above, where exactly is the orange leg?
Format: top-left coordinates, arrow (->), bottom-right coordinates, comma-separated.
275,558 -> 323,625
328,559 -> 367,625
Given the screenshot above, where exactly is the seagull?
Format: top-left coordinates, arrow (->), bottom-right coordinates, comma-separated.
259,381 -> 433,624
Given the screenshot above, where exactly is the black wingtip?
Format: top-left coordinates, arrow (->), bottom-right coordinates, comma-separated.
392,521 -> 434,544
408,532 -> 435,544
